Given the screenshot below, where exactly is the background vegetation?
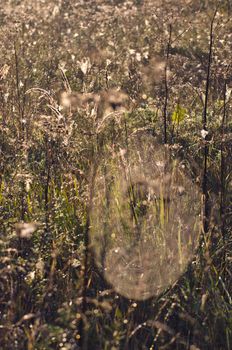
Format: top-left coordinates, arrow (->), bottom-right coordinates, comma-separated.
0,0 -> 231,349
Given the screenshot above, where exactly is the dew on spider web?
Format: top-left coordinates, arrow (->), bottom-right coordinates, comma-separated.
90,135 -> 201,300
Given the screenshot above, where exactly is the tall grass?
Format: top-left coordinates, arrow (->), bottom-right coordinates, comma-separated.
0,1 -> 231,349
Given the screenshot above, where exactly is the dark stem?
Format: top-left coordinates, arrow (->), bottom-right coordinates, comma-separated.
14,42 -> 23,124
41,136 -> 51,251
14,41 -> 28,227
44,166 -> 50,233
163,24 -> 172,144
202,9 -> 217,128
202,9 -> 217,235
220,81 -> 227,244
78,161 -> 98,349
123,119 -> 140,236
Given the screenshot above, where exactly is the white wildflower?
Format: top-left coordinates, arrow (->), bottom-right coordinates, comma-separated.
201,129 -> 209,139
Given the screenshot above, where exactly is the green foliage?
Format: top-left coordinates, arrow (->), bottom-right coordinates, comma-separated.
171,104 -> 187,124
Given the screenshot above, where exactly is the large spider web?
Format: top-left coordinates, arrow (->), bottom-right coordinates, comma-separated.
90,134 -> 201,300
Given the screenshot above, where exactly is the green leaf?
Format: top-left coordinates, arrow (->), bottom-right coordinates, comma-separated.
172,104 -> 187,124
215,99 -> 224,109
115,307 -> 122,319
